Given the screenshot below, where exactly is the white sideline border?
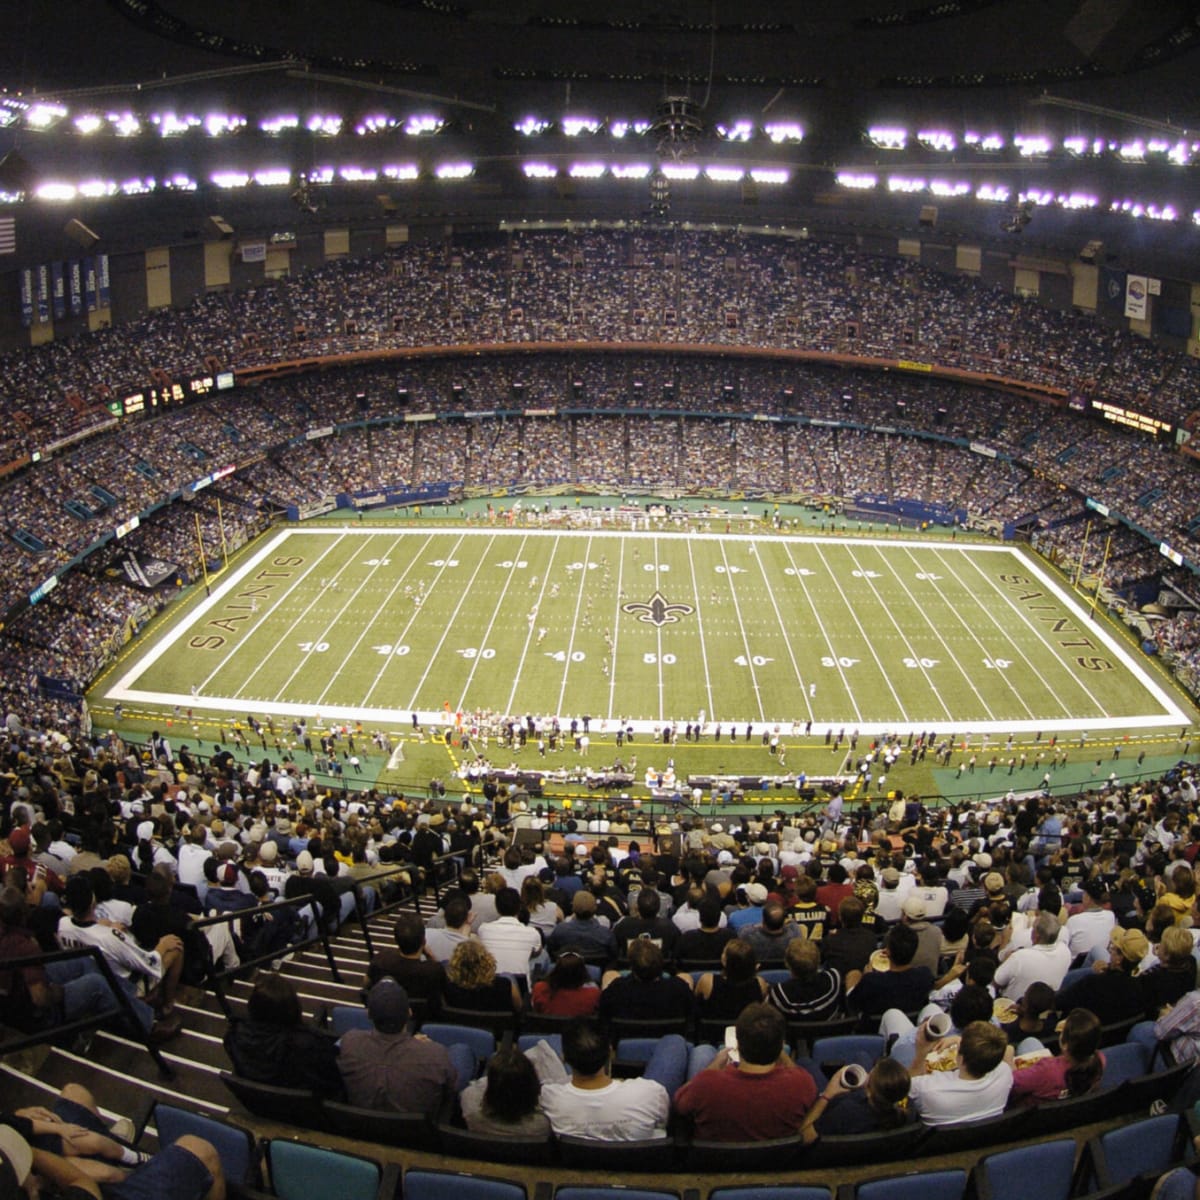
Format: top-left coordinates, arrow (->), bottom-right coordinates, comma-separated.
103,526 -> 1190,736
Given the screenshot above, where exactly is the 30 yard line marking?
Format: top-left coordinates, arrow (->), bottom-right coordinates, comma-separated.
841,542 -> 952,721
457,533 -> 530,715
781,539 -> 861,724
357,533 -> 437,708
812,542 -> 910,721
557,534 -> 593,717
402,532 -> 482,711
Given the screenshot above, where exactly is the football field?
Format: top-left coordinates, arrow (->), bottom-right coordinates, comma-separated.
103,526 -> 1188,736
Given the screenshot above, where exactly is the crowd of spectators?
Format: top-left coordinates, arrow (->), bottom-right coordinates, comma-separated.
5,716 -> 1200,1168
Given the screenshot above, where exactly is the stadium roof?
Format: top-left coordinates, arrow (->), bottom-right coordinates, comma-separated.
2,0 -> 1200,272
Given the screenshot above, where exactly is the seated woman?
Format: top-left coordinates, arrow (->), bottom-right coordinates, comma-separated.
1140,925 -> 1198,1016
999,981 -> 1060,1047
530,951 -> 600,1016
458,1043 -> 567,1136
444,941 -> 523,1013
1007,1007 -> 1104,1105
223,971 -> 343,1096
804,1058 -> 914,1138
694,938 -> 769,1025
521,875 -> 564,938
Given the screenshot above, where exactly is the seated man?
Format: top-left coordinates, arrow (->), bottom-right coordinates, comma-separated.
546,891 -> 616,962
599,938 -> 693,1024
0,1120 -> 223,1200
674,1002 -> 819,1141
56,875 -> 184,1041
767,937 -> 842,1023
337,978 -> 472,1115
365,911 -> 445,1016
538,1016 -> 683,1140
907,1019 -> 1013,1126
845,923 -> 934,1020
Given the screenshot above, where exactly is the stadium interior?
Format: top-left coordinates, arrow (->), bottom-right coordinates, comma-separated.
5,2 -> 1200,1198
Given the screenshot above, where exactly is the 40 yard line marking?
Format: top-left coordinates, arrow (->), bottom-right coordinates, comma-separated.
753,542 -> 813,723
684,535 -> 715,727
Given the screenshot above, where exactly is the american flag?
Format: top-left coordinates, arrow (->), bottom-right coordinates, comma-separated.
0,217 -> 14,254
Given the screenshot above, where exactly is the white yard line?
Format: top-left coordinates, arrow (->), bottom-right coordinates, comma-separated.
750,542 -> 814,723
316,532 -> 431,707
607,545 -> 626,717
507,535 -> 561,715
654,537 -> 665,723
839,542 -> 953,722
457,533 -> 529,714
684,535 -> 716,726
866,543 -> 1006,721
356,533 -> 438,708
717,539 -> 765,723
273,534 -> 413,705
780,539 -> 862,724
556,534 -> 594,717
812,542 -> 911,720
402,533 -> 484,711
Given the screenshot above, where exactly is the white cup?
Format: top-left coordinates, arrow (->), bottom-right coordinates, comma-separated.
925,1012 -> 953,1039
840,1063 -> 868,1089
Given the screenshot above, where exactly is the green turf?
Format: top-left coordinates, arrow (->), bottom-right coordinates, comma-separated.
101,525 -> 1188,736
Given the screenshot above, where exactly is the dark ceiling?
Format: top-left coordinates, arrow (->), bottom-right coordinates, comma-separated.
3,0 -> 1200,275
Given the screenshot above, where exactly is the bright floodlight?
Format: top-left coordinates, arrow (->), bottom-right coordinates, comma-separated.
211,171 -> 250,189
867,126 -> 907,149
514,116 -> 551,136
1062,136 -> 1089,156
704,165 -> 745,182
1059,192 -> 1098,210
79,180 -> 117,198
716,121 -> 755,142
260,114 -> 299,134
929,179 -> 971,197
253,169 -> 292,186
887,176 -> 926,193
73,114 -> 103,135
35,182 -> 76,201
523,162 -> 558,178
339,166 -> 378,181
836,171 -> 877,189
120,177 -> 155,196
965,131 -> 1005,152
917,129 -> 956,152
568,162 -> 605,178
205,113 -> 246,137
561,116 -> 601,137
26,102 -> 68,129
306,114 -> 343,136
610,163 -> 651,179
356,114 -> 395,135
435,162 -> 474,179
1014,135 -> 1051,157
749,168 -> 789,185
764,122 -> 804,144
1118,140 -> 1146,161
660,163 -> 699,180
382,164 -> 420,180
976,184 -> 1010,202
307,166 -> 335,184
404,114 -> 444,136
163,174 -> 198,191
154,112 -> 200,136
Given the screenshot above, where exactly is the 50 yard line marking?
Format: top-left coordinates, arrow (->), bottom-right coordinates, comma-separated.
508,534 -> 561,717
556,534 -> 593,718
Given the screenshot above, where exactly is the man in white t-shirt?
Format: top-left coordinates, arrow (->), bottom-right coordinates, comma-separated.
908,1020 -> 1013,1126
478,887 -> 545,982
994,912 -> 1072,1000
1064,879 -> 1115,961
539,1018 -> 682,1141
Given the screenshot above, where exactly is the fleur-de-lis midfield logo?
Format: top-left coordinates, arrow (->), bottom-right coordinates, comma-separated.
622,590 -> 695,627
